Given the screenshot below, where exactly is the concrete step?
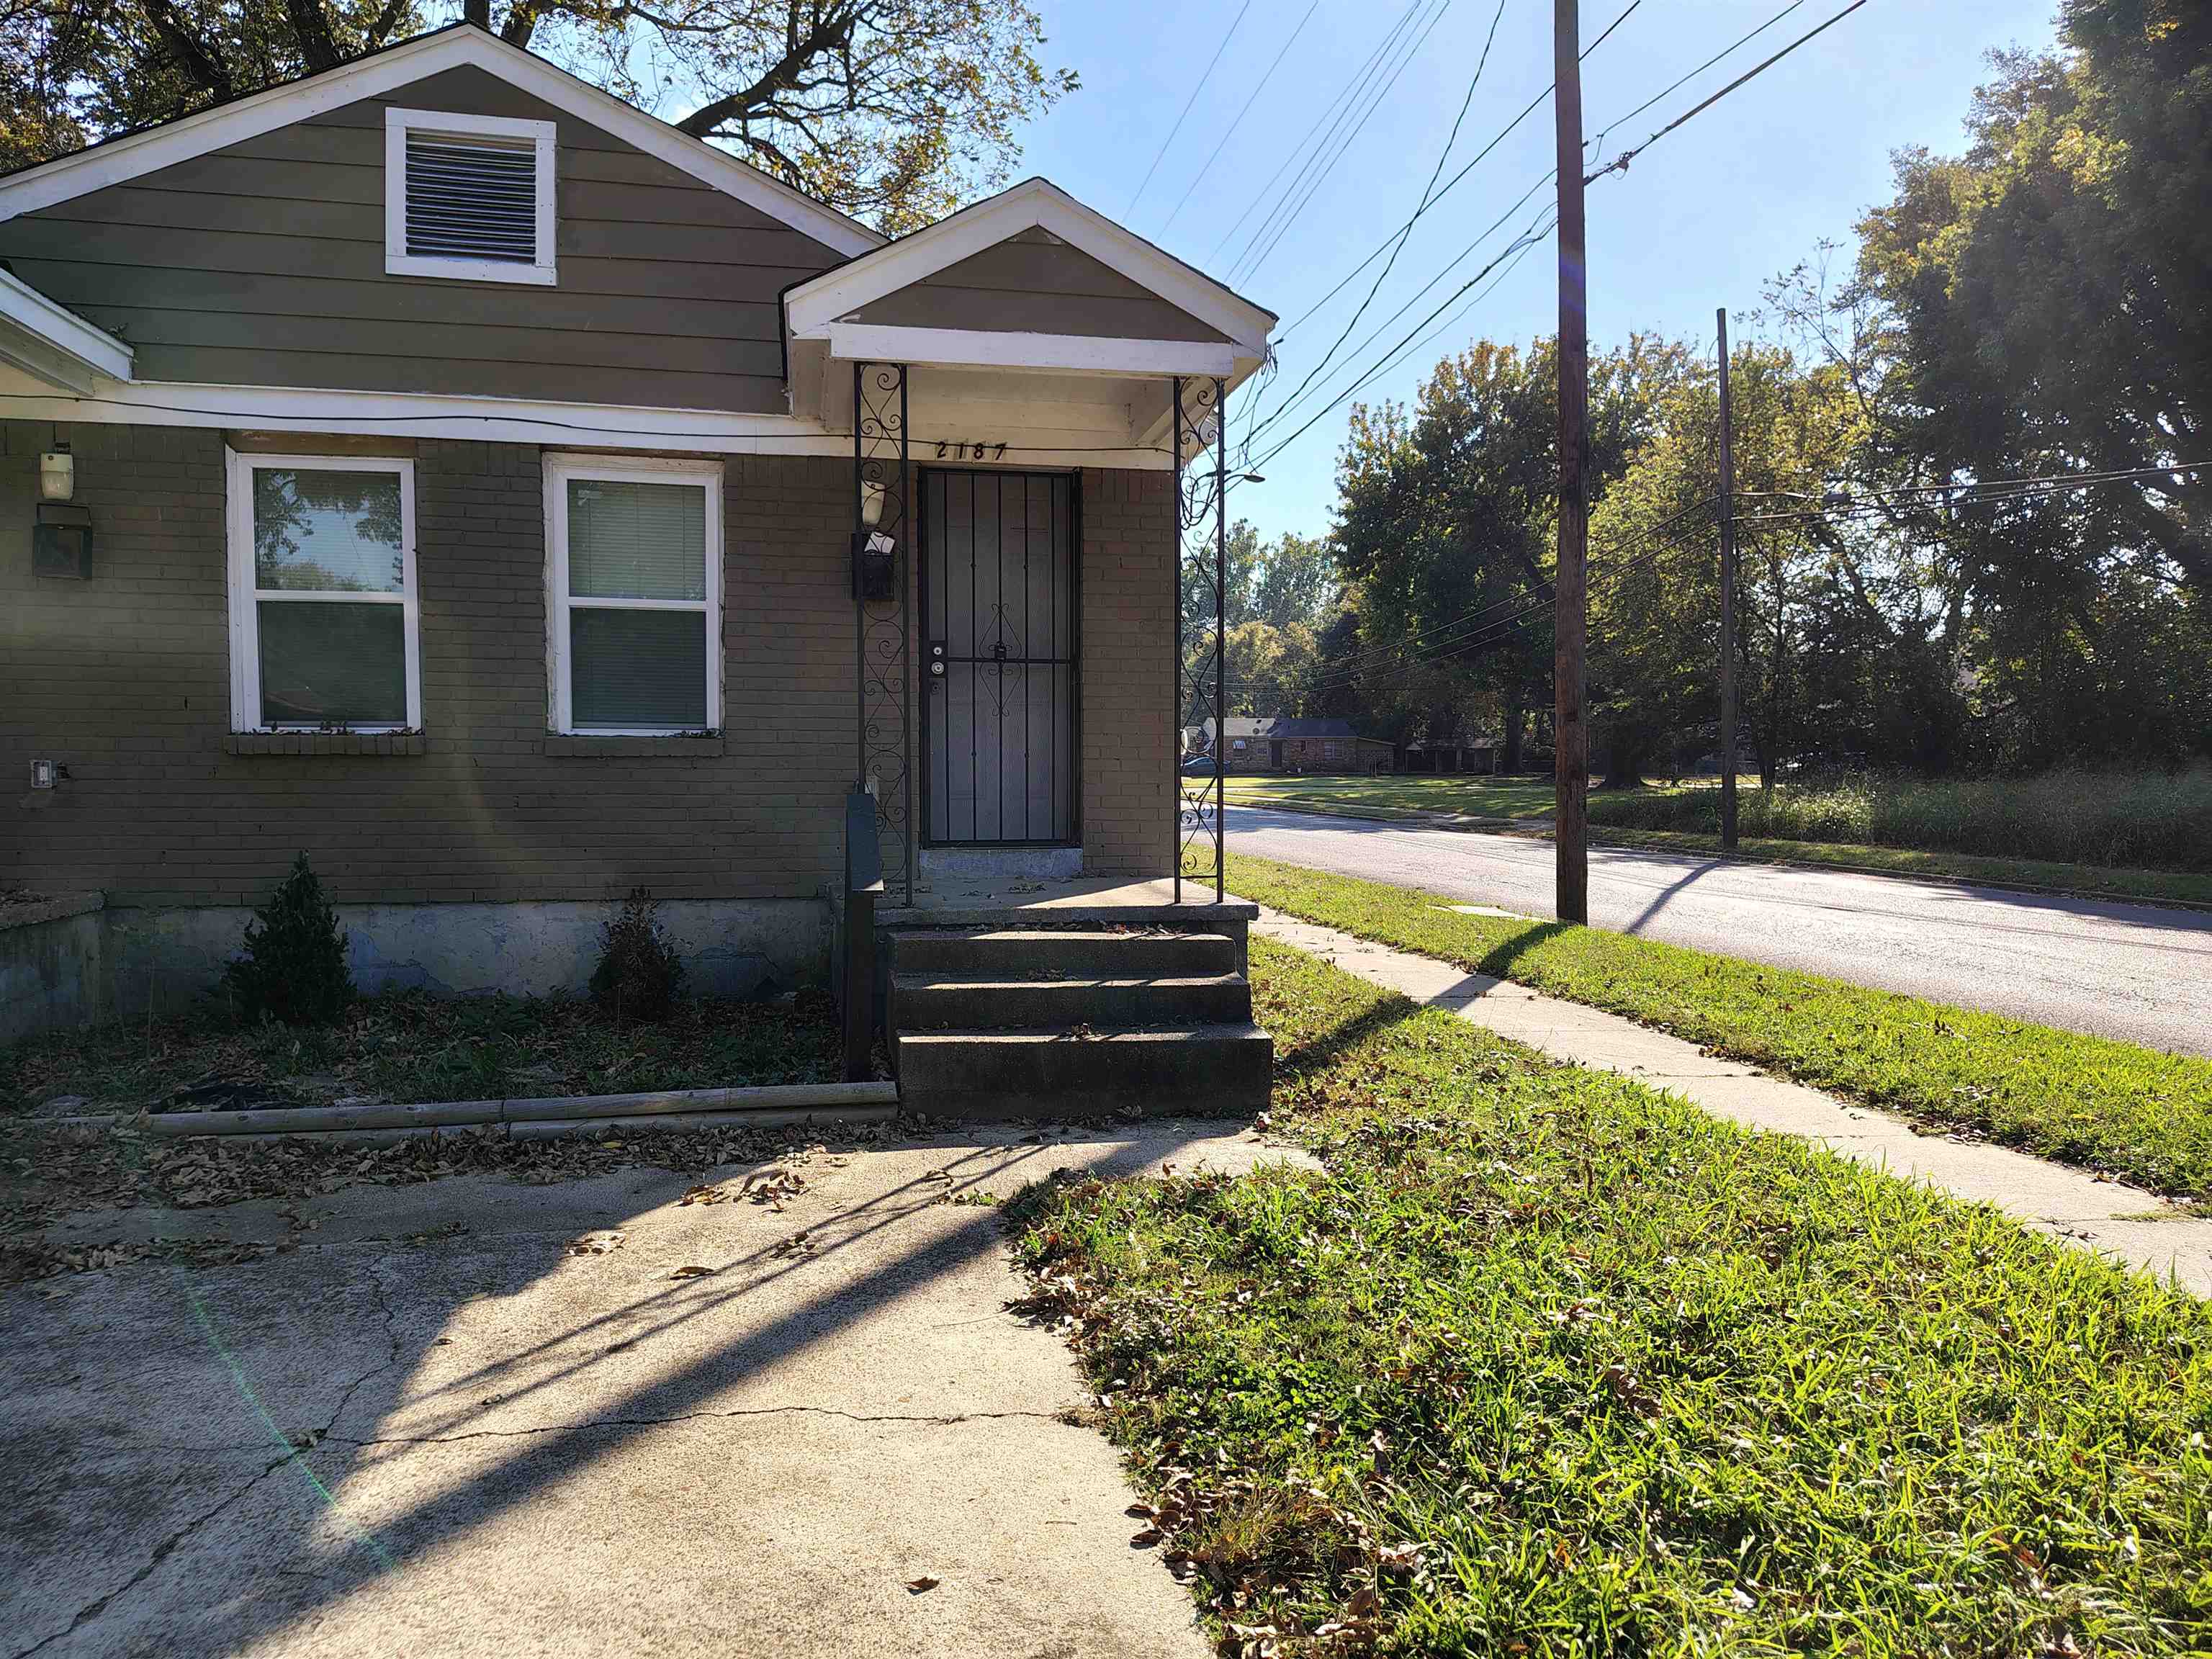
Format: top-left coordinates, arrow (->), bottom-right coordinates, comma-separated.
896,1024 -> 1274,1120
892,972 -> 1251,1033
888,928 -> 1242,981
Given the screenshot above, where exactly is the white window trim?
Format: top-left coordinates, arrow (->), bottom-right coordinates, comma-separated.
225,449 -> 421,734
544,454 -> 724,737
385,107 -> 557,287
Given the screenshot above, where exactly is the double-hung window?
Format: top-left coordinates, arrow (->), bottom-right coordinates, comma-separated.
227,452 -> 420,732
545,456 -> 722,734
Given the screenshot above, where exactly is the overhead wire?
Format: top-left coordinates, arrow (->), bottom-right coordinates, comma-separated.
1254,0 -> 1514,448
1227,0 -> 1459,284
1208,0 -> 1437,266
1126,0 -> 1259,218
1160,0 -> 1327,235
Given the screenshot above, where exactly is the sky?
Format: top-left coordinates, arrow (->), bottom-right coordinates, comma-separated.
1011,0 -> 2060,544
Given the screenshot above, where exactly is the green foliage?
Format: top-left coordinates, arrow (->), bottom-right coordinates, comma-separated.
1230,853 -> 2212,1200
225,853 -> 352,1027
1014,940 -> 2212,1653
0,1 -> 1072,232
1329,336 -> 1692,759
588,887 -> 685,1023
1586,767 -> 2212,872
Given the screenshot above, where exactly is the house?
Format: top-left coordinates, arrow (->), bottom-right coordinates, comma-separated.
1195,717 -> 1393,774
1403,737 -> 1502,775
0,24 -> 1277,1112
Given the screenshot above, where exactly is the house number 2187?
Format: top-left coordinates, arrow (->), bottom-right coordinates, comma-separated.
935,441 -> 1008,461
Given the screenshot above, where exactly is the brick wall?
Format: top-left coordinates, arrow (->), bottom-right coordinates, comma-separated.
2,424 -> 1176,905
1076,467 -> 1175,876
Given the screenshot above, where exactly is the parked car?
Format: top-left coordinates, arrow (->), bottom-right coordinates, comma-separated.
1179,755 -> 1218,776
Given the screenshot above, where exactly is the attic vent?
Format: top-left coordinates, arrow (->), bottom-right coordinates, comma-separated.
384,107 -> 557,286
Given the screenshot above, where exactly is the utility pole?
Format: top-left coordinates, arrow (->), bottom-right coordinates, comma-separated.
1715,307 -> 1740,849
1552,0 -> 1589,924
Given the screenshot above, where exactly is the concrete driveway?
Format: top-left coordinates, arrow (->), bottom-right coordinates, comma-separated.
4,1123 -> 1310,1658
1228,805 -> 2212,1055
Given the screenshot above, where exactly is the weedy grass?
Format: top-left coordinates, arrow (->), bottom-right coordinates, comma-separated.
0,987 -> 840,1117
1585,768 -> 2212,874
1228,853 -> 2212,1202
1010,938 -> 2212,1655
1221,774 -> 1556,822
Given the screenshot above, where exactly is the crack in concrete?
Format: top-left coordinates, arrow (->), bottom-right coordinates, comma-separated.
9,1452 -> 295,1659
317,1268 -> 406,1444
327,1402 -> 1075,1448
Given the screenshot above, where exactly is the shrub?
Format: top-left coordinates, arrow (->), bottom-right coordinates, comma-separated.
590,887 -> 685,1022
225,853 -> 353,1025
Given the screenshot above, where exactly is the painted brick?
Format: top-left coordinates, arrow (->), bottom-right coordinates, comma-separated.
4,426 -> 1180,905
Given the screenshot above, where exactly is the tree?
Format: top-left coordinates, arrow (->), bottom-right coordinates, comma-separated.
0,0 -> 1074,231
1331,334 -> 1689,774
1855,3 -> 2211,593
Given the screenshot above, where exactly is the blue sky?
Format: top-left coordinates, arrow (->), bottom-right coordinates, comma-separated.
1014,0 -> 2059,544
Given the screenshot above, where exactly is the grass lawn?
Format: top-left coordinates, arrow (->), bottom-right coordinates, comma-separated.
0,988 -> 841,1118
1012,938 -> 2212,1653
1220,773 -> 1555,821
1228,853 -> 2212,1201
1218,773 -> 2212,906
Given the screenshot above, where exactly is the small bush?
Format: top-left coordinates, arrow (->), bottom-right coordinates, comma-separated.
590,887 -> 685,1023
225,853 -> 353,1026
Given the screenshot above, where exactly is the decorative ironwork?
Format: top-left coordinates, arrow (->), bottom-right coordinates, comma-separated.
855,362 -> 914,905
1174,376 -> 1228,903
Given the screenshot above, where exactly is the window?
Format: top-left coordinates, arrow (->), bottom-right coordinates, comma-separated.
545,456 -> 722,734
385,107 -> 557,285
1323,740 -> 1341,762
227,452 -> 420,732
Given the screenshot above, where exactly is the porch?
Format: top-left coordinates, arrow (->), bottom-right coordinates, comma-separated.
796,181 -> 1278,1118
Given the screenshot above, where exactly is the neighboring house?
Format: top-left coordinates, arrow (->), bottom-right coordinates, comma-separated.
1195,717 -> 1393,774
1403,738 -> 1502,775
0,23 -> 1275,1021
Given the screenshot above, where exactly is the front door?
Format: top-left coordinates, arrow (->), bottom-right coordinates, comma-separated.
921,469 -> 1079,846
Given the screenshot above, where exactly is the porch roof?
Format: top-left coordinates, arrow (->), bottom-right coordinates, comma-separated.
785,179 -> 1275,465
0,266 -> 134,394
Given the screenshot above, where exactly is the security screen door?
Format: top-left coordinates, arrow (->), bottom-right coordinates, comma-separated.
921,469 -> 1078,846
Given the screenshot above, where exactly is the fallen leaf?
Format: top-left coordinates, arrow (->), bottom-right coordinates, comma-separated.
670,1264 -> 715,1280
1129,1527 -> 1164,1549
566,1230 -> 626,1256
904,1575 -> 940,1595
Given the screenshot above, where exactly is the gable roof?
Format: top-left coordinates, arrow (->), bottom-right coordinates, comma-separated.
0,23 -> 881,258
784,177 -> 1274,357
0,264 -> 134,390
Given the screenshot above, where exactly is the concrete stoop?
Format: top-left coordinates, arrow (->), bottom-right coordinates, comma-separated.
886,918 -> 1273,1119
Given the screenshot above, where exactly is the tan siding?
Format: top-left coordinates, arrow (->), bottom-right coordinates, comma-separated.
3,423 -> 1177,904
0,64 -> 842,412
852,231 -> 1233,344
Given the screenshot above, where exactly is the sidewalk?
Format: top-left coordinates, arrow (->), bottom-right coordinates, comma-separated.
1254,907 -> 2212,1296
6,1122 -> 1313,1658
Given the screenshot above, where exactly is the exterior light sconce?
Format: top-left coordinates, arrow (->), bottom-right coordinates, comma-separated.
33,444 -> 90,580
859,477 -> 887,527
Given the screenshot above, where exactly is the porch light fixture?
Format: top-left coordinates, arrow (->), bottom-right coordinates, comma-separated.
39,448 -> 72,501
860,477 -> 887,527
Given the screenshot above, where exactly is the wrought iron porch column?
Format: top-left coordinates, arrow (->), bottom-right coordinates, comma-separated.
1173,375 -> 1227,904
853,361 -> 914,907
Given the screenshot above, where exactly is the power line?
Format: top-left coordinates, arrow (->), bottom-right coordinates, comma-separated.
1256,0 -> 1514,445
1584,0 -> 1871,186
1208,0 -> 1437,265
1272,0 -> 1642,342
1161,0 -> 1327,234
1581,0 -> 1808,168
1126,0 -> 1259,218
1229,0 -> 1459,284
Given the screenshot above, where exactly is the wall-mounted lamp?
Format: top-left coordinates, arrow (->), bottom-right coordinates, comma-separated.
39,448 -> 73,501
859,477 -> 887,528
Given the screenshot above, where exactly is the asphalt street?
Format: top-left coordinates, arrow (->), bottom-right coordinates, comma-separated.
1227,806 -> 2212,1056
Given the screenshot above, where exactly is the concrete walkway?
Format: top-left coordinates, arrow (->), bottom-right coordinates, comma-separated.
1254,907 -> 2212,1296
5,1123 -> 1313,1658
